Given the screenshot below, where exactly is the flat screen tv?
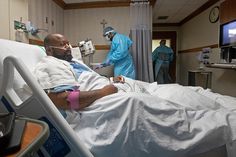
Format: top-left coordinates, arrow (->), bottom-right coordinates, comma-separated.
220,19 -> 236,47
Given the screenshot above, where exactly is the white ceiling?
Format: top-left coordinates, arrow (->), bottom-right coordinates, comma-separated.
62,0 -> 209,23
153,0 -> 208,23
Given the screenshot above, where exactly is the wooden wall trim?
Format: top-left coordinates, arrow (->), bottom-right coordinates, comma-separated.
53,0 -> 218,26
94,45 -> 110,50
28,39 -> 110,51
64,1 -> 130,9
180,0 -> 220,25
52,0 -> 66,9
153,23 -> 180,27
29,39 -> 44,46
150,0 -> 157,7
153,0 -> 219,27
179,44 -> 219,54
54,0 -> 157,10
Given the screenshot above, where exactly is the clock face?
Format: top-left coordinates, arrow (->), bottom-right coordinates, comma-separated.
209,6 -> 219,23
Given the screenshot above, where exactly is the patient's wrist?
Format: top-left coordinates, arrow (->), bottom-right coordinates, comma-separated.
67,90 -> 80,110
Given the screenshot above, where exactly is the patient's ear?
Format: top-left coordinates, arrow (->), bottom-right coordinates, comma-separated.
45,46 -> 53,56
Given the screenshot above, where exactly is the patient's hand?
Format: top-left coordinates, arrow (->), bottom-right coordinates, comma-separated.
101,84 -> 118,96
112,76 -> 125,83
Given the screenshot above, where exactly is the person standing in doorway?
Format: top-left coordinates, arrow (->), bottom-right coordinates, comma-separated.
96,26 -> 135,79
152,39 -> 173,84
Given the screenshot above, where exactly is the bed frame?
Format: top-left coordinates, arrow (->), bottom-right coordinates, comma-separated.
0,39 -> 93,157
191,145 -> 226,157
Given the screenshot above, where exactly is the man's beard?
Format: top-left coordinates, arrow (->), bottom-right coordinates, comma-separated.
53,50 -> 73,62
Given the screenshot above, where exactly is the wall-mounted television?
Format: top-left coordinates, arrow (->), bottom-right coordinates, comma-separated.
219,19 -> 236,47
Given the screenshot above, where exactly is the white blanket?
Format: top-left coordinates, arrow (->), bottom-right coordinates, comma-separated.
33,56 -> 79,89
67,71 -> 236,157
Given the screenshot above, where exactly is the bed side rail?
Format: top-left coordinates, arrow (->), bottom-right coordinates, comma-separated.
0,56 -> 93,157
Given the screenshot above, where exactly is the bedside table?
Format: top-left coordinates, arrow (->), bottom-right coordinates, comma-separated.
188,70 -> 212,89
6,117 -> 49,157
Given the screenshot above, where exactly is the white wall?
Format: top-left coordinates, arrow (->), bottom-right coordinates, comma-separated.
0,0 -> 28,41
10,0 -> 29,42
179,2 -> 236,97
0,0 -> 10,39
64,7 -> 130,45
28,0 -> 64,40
64,7 -> 130,77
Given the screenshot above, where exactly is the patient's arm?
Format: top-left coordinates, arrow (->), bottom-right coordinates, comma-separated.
47,84 -> 118,110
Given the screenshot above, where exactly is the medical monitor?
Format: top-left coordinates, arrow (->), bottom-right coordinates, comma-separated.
220,19 -> 236,47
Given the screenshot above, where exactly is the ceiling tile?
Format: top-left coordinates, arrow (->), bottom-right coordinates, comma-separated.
62,0 -> 211,24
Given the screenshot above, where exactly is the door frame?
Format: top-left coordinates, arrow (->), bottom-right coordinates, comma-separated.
152,31 -> 177,82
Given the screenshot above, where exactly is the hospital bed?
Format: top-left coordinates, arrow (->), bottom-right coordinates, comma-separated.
0,39 -> 236,157
0,39 -> 93,157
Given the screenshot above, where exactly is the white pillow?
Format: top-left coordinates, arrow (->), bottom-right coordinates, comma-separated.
0,39 -> 46,101
71,47 -> 82,61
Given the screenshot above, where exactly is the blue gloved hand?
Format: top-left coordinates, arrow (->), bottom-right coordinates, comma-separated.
102,60 -> 111,67
101,63 -> 108,67
94,60 -> 111,70
94,64 -> 104,70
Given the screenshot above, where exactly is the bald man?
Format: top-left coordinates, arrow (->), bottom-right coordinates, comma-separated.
34,34 -> 118,111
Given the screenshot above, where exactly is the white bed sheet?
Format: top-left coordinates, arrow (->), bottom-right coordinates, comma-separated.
67,71 -> 236,157
1,39 -> 236,157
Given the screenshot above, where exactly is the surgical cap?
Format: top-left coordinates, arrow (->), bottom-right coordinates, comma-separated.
103,26 -> 115,36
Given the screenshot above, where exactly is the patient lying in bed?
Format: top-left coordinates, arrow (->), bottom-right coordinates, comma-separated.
33,34 -> 236,157
33,33 -> 119,111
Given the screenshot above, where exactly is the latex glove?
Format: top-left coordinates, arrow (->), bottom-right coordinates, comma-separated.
102,60 -> 111,67
94,64 -> 104,70
94,60 -> 111,70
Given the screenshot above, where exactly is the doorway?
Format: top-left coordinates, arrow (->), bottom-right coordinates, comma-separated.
152,31 -> 177,82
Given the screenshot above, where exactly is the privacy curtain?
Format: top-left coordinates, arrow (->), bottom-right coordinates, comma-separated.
130,1 -> 154,82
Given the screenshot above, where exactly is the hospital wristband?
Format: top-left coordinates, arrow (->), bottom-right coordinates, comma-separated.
67,90 -> 80,110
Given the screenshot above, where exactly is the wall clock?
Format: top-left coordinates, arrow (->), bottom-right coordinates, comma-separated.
209,6 -> 219,23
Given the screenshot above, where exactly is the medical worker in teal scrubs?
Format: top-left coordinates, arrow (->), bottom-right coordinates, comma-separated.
97,26 -> 135,79
152,39 -> 173,84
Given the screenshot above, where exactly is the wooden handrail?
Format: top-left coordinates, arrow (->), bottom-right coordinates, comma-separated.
29,39 -> 44,46
29,39 -> 110,51
179,44 -> 218,53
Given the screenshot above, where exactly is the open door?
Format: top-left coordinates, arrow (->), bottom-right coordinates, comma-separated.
152,31 -> 177,82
